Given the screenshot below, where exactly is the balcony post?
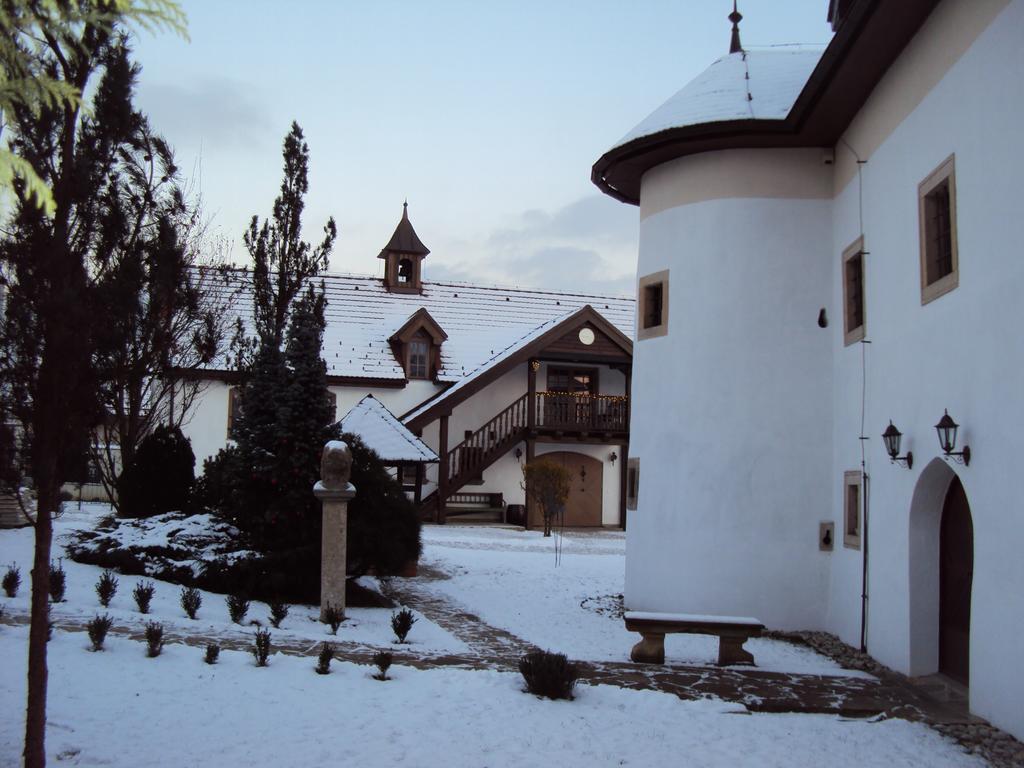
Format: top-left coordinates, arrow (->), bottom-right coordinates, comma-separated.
437,413 -> 449,524
528,359 -> 538,431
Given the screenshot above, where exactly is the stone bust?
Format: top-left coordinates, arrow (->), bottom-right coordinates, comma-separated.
320,440 -> 353,489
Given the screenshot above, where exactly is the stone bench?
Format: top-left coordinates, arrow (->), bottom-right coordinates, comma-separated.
624,611 -> 765,666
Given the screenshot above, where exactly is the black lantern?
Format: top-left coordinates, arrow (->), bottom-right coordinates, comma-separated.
935,409 -> 971,465
881,421 -> 913,469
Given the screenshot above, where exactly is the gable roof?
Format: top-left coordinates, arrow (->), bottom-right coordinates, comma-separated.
403,304 -> 632,430
389,307 -> 448,345
593,0 -> 942,203
208,271 -> 635,385
338,395 -> 438,463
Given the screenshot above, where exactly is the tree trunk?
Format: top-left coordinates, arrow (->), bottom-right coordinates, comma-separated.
24,479 -> 55,768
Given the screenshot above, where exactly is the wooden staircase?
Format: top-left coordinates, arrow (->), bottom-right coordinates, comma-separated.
0,493 -> 34,528
420,394 -> 530,520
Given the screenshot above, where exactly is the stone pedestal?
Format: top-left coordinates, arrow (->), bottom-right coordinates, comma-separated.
314,480 -> 356,622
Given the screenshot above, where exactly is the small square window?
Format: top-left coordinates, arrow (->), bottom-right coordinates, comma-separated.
918,155 -> 958,304
843,470 -> 861,549
842,237 -> 866,346
637,270 -> 669,341
626,458 -> 640,511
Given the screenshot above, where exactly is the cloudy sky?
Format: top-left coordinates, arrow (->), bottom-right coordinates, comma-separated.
130,1 -> 833,297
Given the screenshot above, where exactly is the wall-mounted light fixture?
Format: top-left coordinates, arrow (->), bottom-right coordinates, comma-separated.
609,451 -> 618,465
935,409 -> 971,465
881,421 -> 913,469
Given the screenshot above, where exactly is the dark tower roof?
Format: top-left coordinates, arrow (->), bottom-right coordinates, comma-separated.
378,202 -> 430,259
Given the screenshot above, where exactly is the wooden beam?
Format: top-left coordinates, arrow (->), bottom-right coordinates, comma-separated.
525,438 -> 535,530
527,360 -> 537,431
437,414 -> 450,525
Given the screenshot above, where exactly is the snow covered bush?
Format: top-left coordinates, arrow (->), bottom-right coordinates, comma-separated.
87,614 -> 114,651
252,629 -> 271,667
144,622 -> 165,657
204,644 -> 220,665
95,570 -> 118,607
49,560 -> 66,603
2,564 -> 20,597
268,599 -> 288,628
227,593 -> 250,624
391,608 -> 417,643
371,651 -> 392,681
133,581 -> 155,613
315,642 -> 333,675
322,602 -> 344,635
180,586 -> 202,619
519,650 -> 579,701
116,425 -> 195,518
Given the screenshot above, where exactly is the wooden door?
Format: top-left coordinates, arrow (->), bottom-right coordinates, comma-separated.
939,476 -> 973,685
530,451 -> 602,528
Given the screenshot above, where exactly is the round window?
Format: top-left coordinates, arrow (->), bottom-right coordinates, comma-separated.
578,328 -> 595,346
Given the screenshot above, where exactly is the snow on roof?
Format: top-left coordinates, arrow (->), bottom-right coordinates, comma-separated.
612,46 -> 825,149
212,271 -> 635,383
402,311 -> 573,424
337,395 -> 438,463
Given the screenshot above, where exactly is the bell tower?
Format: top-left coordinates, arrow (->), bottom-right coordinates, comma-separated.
379,202 -> 430,294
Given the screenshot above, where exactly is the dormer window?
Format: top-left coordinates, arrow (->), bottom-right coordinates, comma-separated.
407,335 -> 429,379
389,307 -> 448,383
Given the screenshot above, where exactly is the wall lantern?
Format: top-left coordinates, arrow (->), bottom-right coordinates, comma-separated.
881,421 -> 913,469
609,451 -> 618,465
935,409 -> 971,465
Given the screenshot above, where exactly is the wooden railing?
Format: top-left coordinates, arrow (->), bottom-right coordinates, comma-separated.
446,394 -> 530,485
534,392 -> 628,432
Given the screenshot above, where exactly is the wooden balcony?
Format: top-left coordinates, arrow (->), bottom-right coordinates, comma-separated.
533,391 -> 628,435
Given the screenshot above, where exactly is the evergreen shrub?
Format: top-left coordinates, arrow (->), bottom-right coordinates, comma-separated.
132,581 -> 155,613
391,608 -> 417,643
322,602 -> 344,635
144,622 -> 165,657
180,586 -> 202,619
48,560 -> 66,603
95,570 -> 118,607
117,425 -> 195,518
268,599 -> 288,628
252,628 -> 271,666
315,642 -> 333,675
87,614 -> 114,651
371,650 -> 392,681
227,593 -> 250,624
2,564 -> 20,597
519,650 -> 579,700
204,644 -> 220,665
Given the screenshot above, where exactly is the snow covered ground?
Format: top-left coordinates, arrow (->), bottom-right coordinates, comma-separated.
0,624 -> 983,768
415,525 -> 862,676
0,508 -> 982,766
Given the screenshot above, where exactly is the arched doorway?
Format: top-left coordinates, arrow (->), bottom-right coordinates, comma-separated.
939,476 -> 973,684
529,451 -> 603,528
908,458 -> 974,682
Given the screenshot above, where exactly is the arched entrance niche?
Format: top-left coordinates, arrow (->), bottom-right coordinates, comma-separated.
908,458 -> 974,682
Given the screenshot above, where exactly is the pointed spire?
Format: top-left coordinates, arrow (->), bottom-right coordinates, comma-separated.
729,1 -> 743,54
379,201 -> 430,258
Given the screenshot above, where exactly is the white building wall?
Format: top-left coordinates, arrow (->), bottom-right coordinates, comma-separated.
825,0 -> 1024,738
628,149 -> 834,630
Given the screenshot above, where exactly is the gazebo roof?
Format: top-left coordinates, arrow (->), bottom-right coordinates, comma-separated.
337,395 -> 437,463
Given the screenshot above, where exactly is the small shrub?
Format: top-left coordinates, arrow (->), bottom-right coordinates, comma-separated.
132,581 -> 156,613
180,586 -> 202,619
87,614 -> 114,651
144,622 -> 165,658
371,650 -> 392,681
117,424 -> 195,518
315,642 -> 334,675
227,593 -> 250,624
95,570 -> 118,607
322,602 -> 344,635
519,650 -> 579,700
204,644 -> 220,665
391,608 -> 417,643
2,564 -> 20,597
268,599 -> 289,628
252,628 -> 271,667
48,560 -> 66,603
46,608 -> 53,642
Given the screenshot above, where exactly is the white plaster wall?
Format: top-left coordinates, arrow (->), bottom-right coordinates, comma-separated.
179,380 -> 233,468
627,178 -> 834,630
825,0 -> 1024,738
